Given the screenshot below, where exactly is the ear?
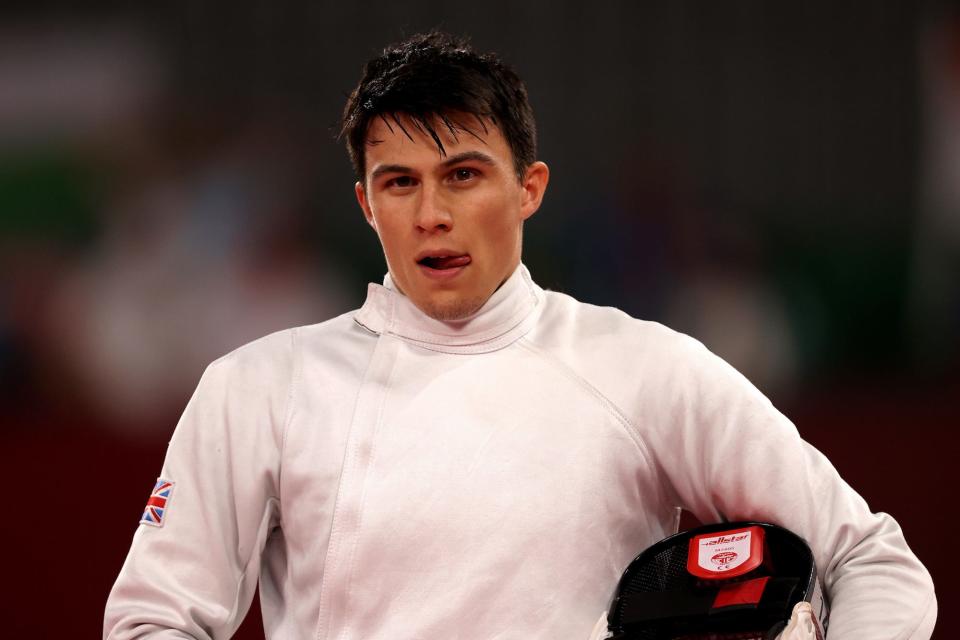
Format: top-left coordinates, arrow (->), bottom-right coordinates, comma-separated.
519,161 -> 550,221
355,181 -> 377,230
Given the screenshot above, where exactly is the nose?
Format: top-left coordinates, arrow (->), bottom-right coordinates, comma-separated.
415,183 -> 453,233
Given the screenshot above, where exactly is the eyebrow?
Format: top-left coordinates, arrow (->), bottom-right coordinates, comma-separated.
369,151 -> 498,183
441,151 -> 497,168
369,163 -> 412,182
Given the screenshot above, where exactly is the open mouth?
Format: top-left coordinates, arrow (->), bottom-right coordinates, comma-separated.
417,254 -> 472,270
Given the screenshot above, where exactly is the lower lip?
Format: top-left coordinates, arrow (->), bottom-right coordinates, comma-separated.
418,263 -> 468,281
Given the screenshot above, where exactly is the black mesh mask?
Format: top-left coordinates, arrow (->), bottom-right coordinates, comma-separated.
605,522 -> 828,640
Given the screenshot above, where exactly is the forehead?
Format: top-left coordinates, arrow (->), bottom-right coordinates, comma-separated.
364,113 -> 512,171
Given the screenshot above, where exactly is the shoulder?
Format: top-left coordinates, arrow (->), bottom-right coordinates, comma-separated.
527,290 -> 760,416
531,289 -> 709,366
202,309 -> 365,390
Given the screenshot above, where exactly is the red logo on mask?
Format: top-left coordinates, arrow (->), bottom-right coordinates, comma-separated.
711,551 -> 738,567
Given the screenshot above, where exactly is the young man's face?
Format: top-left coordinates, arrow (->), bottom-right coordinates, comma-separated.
355,114 -> 549,321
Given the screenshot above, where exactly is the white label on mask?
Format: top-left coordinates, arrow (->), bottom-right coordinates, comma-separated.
697,530 -> 753,573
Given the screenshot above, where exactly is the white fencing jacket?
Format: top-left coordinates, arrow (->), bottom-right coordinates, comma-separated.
105,265 -> 936,639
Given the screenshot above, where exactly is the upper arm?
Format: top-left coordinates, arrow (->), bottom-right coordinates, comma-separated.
644,338 -> 936,638
104,331 -> 294,639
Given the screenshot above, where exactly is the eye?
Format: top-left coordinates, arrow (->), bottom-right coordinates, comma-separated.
450,167 -> 479,183
386,175 -> 418,189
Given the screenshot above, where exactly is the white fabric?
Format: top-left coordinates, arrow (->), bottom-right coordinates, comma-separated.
104,264 -> 936,639
587,612 -> 610,640
777,602 -> 822,640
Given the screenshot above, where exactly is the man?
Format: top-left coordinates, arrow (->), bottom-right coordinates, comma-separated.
105,32 -> 936,639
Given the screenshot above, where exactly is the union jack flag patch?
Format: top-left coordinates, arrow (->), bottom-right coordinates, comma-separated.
140,479 -> 174,527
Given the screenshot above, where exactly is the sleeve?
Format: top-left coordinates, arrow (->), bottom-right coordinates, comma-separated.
103,330 -> 295,639
645,336 -> 937,640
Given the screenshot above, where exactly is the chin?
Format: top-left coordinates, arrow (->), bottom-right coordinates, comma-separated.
417,294 -> 488,322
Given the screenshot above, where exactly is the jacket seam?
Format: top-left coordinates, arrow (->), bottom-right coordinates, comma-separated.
340,338 -> 399,639
229,495 -> 281,635
277,327 -> 302,510
226,328 -> 299,634
314,332 -> 388,640
515,339 -> 660,498
897,589 -> 936,640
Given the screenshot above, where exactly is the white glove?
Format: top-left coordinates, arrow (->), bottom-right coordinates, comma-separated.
587,611 -> 610,640
776,601 -> 824,640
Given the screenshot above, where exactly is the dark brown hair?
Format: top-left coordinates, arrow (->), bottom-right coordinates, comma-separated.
340,32 -> 537,182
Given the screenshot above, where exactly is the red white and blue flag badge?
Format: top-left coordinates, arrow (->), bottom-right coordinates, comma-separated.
140,479 -> 175,527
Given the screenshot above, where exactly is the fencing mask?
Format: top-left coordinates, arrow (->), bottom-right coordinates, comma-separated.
599,521 -> 828,640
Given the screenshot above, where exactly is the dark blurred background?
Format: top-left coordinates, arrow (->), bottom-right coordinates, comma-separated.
1,1 -> 956,636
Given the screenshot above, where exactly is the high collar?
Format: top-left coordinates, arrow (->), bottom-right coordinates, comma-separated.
354,264 -> 543,354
